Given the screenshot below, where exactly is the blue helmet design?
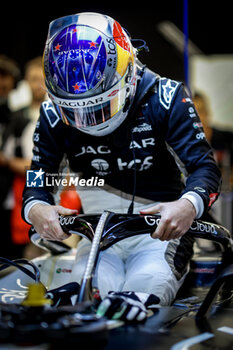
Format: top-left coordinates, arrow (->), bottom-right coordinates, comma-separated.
48,25 -> 107,95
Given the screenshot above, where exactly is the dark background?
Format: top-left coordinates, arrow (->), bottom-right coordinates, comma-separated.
1,2 -> 232,82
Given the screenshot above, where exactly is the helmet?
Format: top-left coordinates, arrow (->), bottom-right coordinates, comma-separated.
43,12 -> 138,136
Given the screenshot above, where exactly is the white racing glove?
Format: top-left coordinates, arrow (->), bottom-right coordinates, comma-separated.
96,291 -> 160,322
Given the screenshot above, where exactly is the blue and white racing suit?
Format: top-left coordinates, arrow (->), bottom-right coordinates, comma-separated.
22,69 -> 221,305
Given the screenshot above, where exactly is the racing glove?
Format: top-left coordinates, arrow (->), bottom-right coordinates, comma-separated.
96,291 -> 160,322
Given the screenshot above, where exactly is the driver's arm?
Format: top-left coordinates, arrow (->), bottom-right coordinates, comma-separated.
22,102 -> 77,241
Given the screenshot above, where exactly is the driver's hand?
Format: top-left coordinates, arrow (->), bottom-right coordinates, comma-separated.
96,291 -> 160,322
140,198 -> 196,241
28,203 -> 77,241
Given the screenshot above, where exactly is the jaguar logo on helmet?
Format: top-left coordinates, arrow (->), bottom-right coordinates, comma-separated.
52,97 -> 104,108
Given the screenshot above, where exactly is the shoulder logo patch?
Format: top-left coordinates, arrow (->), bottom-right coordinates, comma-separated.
42,101 -> 60,128
159,78 -> 180,110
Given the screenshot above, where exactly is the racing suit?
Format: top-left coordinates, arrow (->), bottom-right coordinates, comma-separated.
22,68 -> 221,305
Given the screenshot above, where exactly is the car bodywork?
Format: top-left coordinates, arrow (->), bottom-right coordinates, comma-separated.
0,212 -> 232,349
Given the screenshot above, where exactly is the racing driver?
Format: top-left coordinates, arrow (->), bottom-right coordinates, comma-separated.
22,13 -> 221,321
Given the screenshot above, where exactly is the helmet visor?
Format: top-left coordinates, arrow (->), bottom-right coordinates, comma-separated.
50,74 -> 132,129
